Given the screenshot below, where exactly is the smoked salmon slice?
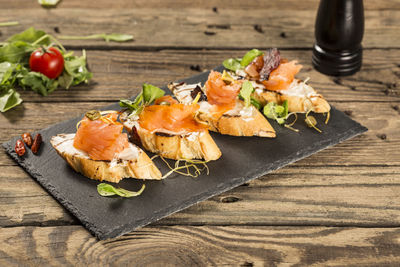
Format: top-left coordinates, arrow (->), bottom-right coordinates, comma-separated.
261,60 -> 302,91
73,114 -> 129,161
138,103 -> 208,134
205,71 -> 242,117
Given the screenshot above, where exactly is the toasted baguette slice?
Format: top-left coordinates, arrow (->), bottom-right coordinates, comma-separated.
50,134 -> 162,183
169,82 -> 276,138
121,115 -> 222,161
230,70 -> 330,113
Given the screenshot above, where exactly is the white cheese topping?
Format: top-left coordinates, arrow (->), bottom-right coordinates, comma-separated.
224,100 -> 255,120
278,79 -> 318,98
172,82 -> 202,104
51,134 -> 90,159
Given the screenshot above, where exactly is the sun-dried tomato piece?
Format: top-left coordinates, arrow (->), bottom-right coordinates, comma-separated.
31,134 -> 42,154
21,133 -> 33,147
15,139 -> 26,156
259,48 -> 281,81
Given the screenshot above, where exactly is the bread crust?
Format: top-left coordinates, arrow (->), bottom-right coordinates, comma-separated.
123,122 -> 222,161
50,134 -> 162,183
168,82 -> 276,138
197,109 -> 276,137
252,86 -> 330,113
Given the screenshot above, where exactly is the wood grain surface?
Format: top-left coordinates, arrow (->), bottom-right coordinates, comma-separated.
0,9 -> 399,49
2,225 -> 400,266
0,0 -> 399,265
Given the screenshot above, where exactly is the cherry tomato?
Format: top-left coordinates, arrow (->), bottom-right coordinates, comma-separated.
29,47 -> 64,79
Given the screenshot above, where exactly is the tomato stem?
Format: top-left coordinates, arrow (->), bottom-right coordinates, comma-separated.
31,34 -> 67,53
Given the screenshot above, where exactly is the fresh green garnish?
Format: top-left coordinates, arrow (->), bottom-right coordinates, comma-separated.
263,100 -> 289,124
0,21 -> 19,27
58,33 -> 134,43
85,110 -> 101,120
222,58 -> 242,72
142,83 -> 165,104
250,97 -> 261,110
240,49 -> 264,67
0,27 -> 92,112
97,183 -> 146,198
239,80 -> 254,108
120,83 -> 165,115
0,88 -> 22,112
38,0 -> 61,7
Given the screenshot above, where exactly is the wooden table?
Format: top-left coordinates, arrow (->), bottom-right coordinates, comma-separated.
1,0 -> 399,265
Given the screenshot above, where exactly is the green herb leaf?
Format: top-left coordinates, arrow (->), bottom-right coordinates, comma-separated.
103,33 -> 134,42
0,88 -> 22,112
38,0 -> 61,7
0,21 -> 19,27
240,49 -> 263,67
97,183 -> 146,198
263,101 -> 288,125
263,102 -> 277,119
63,50 -> 92,86
20,71 -> 58,96
222,58 -> 242,72
0,41 -> 35,63
239,80 -> 254,108
6,27 -> 50,45
142,83 -> 165,104
58,33 -> 133,43
250,97 -> 261,110
57,71 -> 74,89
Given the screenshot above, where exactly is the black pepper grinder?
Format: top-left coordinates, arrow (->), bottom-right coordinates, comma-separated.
312,0 -> 364,76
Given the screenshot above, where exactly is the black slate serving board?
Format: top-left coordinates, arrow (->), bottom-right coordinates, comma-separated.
3,67 -> 367,240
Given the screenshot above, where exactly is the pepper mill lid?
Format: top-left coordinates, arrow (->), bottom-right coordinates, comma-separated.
312,0 -> 364,76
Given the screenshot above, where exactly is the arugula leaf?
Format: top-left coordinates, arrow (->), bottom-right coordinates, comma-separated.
0,88 -> 22,112
0,41 -> 35,63
6,27 -> 50,45
263,100 -> 289,125
97,183 -> 146,198
239,80 -> 254,108
142,83 -> 165,104
222,58 -> 242,72
240,49 -> 264,67
20,71 -> 58,96
0,62 -> 14,84
63,50 -> 92,87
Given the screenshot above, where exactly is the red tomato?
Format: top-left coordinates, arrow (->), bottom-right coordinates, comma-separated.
29,47 -> 64,79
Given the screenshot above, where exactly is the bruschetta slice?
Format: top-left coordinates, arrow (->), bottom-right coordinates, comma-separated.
225,48 -> 330,113
120,94 -> 222,161
51,112 -> 162,182
169,72 -> 276,138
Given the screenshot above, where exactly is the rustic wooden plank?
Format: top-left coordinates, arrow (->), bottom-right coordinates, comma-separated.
1,101 -> 399,166
2,49 -> 398,103
1,165 -> 400,227
0,9 -> 399,49
1,0 -> 398,10
1,225 -> 400,266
